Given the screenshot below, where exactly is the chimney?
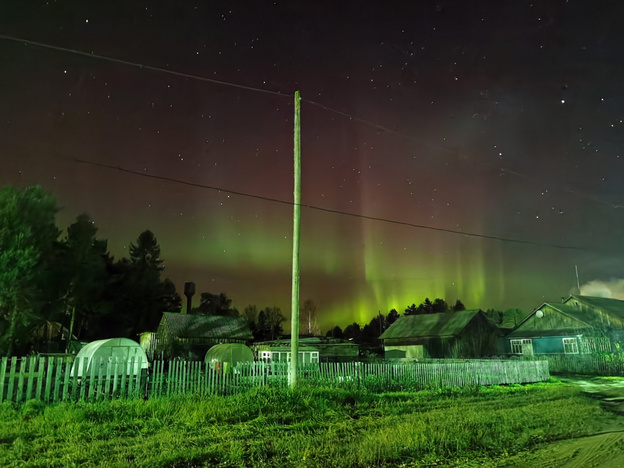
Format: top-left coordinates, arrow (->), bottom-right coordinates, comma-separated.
183,282 -> 195,314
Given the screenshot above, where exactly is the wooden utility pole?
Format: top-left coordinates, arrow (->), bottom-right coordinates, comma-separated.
290,90 -> 301,388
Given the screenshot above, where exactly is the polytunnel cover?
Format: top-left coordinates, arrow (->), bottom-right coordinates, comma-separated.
71,337 -> 148,377
204,343 -> 253,365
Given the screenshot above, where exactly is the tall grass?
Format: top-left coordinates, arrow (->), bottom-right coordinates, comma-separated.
0,381 -> 608,467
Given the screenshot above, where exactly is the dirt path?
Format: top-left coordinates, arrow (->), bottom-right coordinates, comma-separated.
489,376 -> 624,467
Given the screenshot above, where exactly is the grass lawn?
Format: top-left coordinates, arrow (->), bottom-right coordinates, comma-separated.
0,379 -> 611,467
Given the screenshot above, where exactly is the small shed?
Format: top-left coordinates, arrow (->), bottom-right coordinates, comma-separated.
204,343 -> 253,366
379,310 -> 500,359
71,338 -> 148,378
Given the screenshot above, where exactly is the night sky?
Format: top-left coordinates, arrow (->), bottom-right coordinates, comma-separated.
2,1 -> 624,331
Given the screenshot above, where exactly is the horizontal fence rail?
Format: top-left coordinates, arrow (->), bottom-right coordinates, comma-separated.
0,357 -> 549,405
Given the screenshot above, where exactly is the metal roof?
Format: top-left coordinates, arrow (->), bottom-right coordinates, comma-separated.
507,295 -> 624,338
379,309 -> 484,339
160,313 -> 253,340
566,295 -> 624,325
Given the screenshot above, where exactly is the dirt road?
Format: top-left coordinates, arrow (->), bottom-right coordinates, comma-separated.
489,376 -> 624,467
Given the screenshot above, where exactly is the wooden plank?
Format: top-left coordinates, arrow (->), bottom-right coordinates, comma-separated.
16,357 -> 26,404
120,359 -> 128,399
52,357 -> 63,403
35,357 -> 45,401
70,357 -> 79,401
25,356 -> 37,401
62,357 -> 72,401
127,358 -> 135,398
42,357 -> 55,403
166,360 -> 173,396
104,358 -> 113,399
77,357 -> 87,401
88,356 -> 97,401
111,358 -> 119,398
6,357 -> 18,403
0,357 -> 7,403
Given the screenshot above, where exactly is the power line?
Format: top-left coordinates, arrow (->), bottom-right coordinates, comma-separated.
73,157 -> 587,252
0,34 -> 287,98
1,34 -> 619,209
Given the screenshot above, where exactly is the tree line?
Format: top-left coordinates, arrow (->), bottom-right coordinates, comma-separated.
0,185 -> 292,354
0,185 -> 183,355
1,185 -> 516,355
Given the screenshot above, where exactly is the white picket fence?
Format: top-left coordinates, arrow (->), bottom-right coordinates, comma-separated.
0,356 -> 550,404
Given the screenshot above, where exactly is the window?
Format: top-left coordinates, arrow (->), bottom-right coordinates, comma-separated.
510,339 -> 533,355
259,351 -> 272,362
563,337 -> 579,354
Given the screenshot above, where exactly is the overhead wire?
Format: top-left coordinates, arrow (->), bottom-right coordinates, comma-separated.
73,157 -> 587,252
1,33 -> 617,208
0,33 -> 604,250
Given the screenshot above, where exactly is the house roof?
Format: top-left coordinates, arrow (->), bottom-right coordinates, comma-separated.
507,295 -> 624,338
379,309 -> 484,340
160,313 -> 253,340
567,295 -> 624,324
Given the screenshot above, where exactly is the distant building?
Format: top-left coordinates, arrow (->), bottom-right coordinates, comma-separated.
505,295 -> 624,356
144,312 -> 253,359
379,310 -> 500,359
254,336 -> 360,363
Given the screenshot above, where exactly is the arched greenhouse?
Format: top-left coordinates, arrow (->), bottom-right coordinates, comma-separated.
71,337 -> 148,378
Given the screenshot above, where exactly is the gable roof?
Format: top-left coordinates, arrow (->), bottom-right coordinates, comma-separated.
566,295 -> 624,324
507,302 -> 591,338
160,313 -> 253,340
379,310 -> 485,340
507,295 -> 624,338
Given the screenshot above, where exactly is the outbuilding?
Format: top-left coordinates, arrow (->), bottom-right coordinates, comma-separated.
204,343 -> 254,367
71,338 -> 148,378
379,310 -> 500,359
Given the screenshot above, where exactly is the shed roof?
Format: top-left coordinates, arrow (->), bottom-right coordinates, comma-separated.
161,313 -> 253,340
379,310 -> 483,340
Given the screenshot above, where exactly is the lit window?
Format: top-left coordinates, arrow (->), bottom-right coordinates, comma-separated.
563,338 -> 579,354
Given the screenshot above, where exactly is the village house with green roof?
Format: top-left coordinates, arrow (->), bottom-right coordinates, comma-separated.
505,295 -> 624,356
379,309 -> 500,360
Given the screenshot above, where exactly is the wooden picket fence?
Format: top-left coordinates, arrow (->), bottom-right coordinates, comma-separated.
541,353 -> 624,376
0,356 -> 549,405
0,355 -> 146,405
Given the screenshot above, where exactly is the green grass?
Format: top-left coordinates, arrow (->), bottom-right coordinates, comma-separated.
0,380 -> 610,467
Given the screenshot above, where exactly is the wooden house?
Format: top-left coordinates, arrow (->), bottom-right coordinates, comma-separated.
152,312 -> 253,359
505,295 -> 624,356
254,336 -> 359,363
379,309 -> 500,359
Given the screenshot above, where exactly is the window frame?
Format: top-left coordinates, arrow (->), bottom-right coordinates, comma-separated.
563,337 -> 579,354
510,338 -> 533,355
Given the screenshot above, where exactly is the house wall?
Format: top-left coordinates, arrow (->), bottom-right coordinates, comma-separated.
385,345 -> 424,360
533,336 -> 567,354
383,337 -> 453,358
515,304 -> 589,333
507,335 -> 582,355
457,314 -> 499,357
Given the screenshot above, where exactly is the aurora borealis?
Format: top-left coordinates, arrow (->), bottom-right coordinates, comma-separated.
1,1 -> 624,332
